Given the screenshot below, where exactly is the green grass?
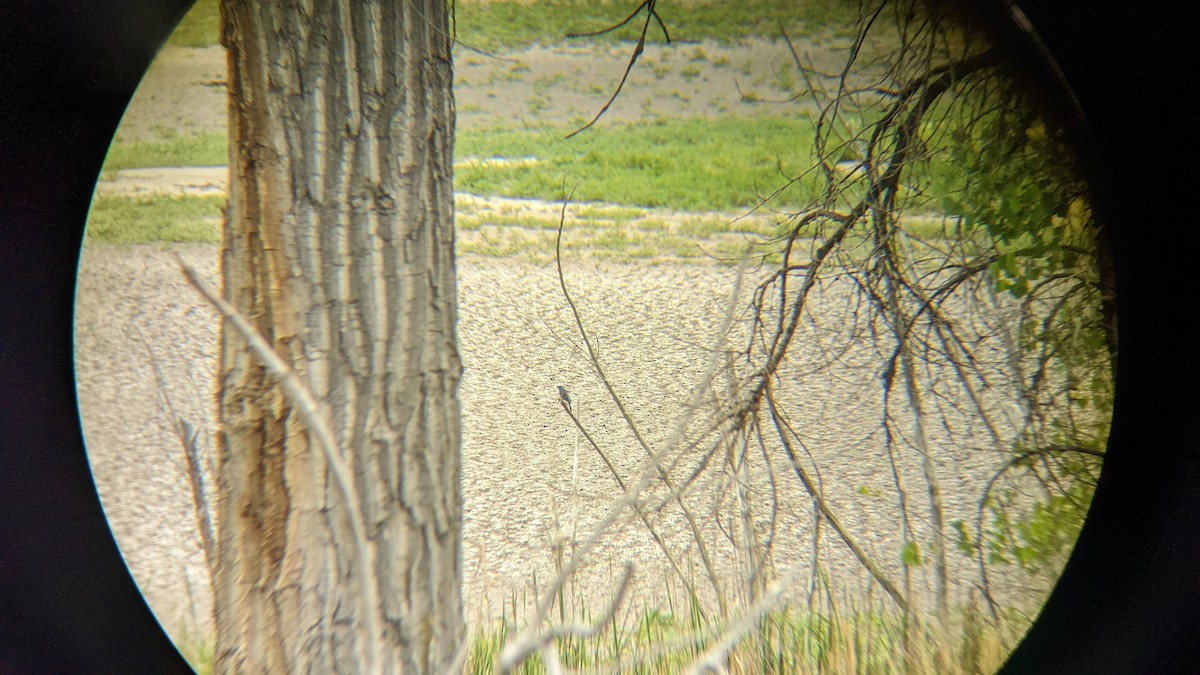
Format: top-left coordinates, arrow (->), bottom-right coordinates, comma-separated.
459,596 -> 1020,674
103,133 -> 227,173
177,599 -> 1017,674
455,0 -> 860,52
456,116 -> 821,212
175,629 -> 215,674
94,112 -> 972,252
167,0 -> 220,48
86,195 -> 222,244
102,117 -> 822,214
162,0 -> 859,51
86,189 -> 774,259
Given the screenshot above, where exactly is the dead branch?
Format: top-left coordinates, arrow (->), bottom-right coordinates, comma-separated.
765,386 -> 909,612
548,191 -> 729,616
558,397 -> 706,609
177,418 -> 216,577
176,257 -> 384,675
498,194 -> 750,673
133,331 -> 218,586
565,0 -> 670,138
497,563 -> 635,674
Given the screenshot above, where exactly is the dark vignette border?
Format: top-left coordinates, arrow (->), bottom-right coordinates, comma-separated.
0,0 -> 197,672
1000,0 -> 1200,671
0,0 -> 1193,672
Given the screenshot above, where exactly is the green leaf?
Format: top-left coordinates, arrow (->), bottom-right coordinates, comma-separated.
987,262 -> 998,279
1015,545 -> 1037,568
941,196 -> 964,215
901,540 -> 923,567
951,520 -> 975,554
1003,253 -> 1020,279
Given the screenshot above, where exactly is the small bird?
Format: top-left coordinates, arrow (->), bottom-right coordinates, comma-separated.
557,385 -> 572,410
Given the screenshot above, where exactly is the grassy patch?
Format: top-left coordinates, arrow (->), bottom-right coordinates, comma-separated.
461,601 -> 1016,674
166,0 -> 860,52
573,205 -> 645,221
103,133 -> 227,173
457,212 -> 564,232
178,598 -> 1017,675
166,0 -> 220,48
95,115 -> 963,252
453,191 -> 776,262
86,195 -> 222,244
659,214 -> 739,238
81,187 -> 772,257
455,0 -> 860,52
456,116 -> 821,212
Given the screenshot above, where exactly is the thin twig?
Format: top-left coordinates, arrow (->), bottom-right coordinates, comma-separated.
176,256 -> 384,674
499,193 -> 749,672
498,563 -> 635,674
559,397 -> 702,606
565,0 -> 670,138
134,330 -> 218,587
452,39 -> 520,63
765,386 -> 908,612
547,189 -> 730,614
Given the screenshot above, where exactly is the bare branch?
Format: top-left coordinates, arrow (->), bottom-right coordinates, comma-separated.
558,397 -> 706,607
178,419 -> 216,577
498,194 -> 751,674
132,331 -> 218,592
548,191 -> 729,614
765,387 -> 909,612
497,563 -> 635,674
177,257 -> 384,674
565,0 -> 668,41
565,0 -> 669,138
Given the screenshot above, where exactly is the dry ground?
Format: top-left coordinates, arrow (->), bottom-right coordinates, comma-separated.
114,37 -> 856,142
77,242 -> 1044,643
79,35 -> 1054,649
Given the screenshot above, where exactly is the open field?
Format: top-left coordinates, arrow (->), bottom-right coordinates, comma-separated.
76,3 -> 1065,670
77,241 -> 1044,649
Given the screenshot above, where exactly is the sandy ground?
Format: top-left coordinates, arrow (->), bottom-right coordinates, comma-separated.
115,36 -> 862,143
79,36 -> 1055,649
76,240 -> 1047,644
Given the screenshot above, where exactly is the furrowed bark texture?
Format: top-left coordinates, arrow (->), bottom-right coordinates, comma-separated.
214,1 -> 462,672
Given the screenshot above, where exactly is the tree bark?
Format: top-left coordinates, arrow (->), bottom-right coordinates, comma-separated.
213,1 -> 462,672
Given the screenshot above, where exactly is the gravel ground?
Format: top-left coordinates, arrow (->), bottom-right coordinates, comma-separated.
75,240 -> 1050,646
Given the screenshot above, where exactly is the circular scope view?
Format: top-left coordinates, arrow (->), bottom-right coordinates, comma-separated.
77,1 -> 1112,672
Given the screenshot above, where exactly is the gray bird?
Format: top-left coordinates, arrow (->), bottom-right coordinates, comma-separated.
557,385 -> 572,409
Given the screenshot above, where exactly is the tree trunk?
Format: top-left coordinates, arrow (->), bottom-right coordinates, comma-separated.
213,1 -> 462,672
